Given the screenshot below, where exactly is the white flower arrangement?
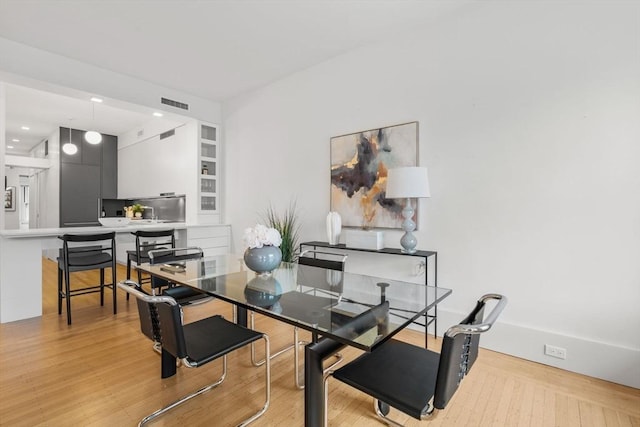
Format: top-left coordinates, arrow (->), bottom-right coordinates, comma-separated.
243,224 -> 282,249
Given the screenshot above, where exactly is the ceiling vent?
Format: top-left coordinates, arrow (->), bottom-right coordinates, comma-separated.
159,129 -> 175,140
161,97 -> 189,110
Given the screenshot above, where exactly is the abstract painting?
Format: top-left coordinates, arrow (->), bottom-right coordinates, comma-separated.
330,122 -> 418,229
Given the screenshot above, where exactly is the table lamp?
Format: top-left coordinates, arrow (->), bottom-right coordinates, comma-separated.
385,166 -> 431,253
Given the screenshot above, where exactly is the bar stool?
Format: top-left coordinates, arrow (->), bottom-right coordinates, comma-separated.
57,232 -> 117,325
148,247 -> 211,303
125,229 -> 175,298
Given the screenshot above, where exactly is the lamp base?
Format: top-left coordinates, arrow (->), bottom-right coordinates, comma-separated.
399,198 -> 418,254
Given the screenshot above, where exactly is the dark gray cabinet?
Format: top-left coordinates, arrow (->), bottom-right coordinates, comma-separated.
59,127 -> 117,227
82,130 -> 102,166
101,134 -> 118,199
60,163 -> 101,226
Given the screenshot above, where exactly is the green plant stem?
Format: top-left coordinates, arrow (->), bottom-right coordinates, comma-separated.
263,201 -> 301,263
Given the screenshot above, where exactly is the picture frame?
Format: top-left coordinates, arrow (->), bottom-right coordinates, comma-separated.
330,121 -> 418,229
4,186 -> 16,211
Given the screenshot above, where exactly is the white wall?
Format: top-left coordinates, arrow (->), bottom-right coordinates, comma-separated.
30,130 -> 59,228
223,1 -> 640,387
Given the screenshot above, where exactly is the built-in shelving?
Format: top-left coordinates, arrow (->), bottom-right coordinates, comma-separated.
198,123 -> 219,216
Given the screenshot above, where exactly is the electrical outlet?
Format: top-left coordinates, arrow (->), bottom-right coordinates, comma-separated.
544,344 -> 567,360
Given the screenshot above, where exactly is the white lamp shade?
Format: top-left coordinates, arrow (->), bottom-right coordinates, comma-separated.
84,130 -> 102,144
62,143 -> 78,155
386,166 -> 431,199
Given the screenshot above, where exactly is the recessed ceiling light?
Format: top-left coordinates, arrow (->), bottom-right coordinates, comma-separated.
90,97 -> 103,103
153,112 -> 163,117
7,145 -> 14,149
12,139 -> 19,142
21,126 -> 30,130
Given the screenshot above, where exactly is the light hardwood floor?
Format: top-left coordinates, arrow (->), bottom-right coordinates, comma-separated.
0,259 -> 638,426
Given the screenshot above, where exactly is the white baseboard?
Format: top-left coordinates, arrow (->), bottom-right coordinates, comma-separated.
431,308 -> 640,389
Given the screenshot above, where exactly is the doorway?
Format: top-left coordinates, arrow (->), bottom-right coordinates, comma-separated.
19,175 -> 29,229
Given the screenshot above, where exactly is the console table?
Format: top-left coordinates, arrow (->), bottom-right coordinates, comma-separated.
300,241 -> 438,348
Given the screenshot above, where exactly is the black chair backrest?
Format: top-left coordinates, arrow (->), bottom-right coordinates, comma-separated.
155,300 -> 188,359
59,232 -> 116,266
332,301 -> 390,342
133,284 -> 161,343
148,247 -> 204,265
298,250 -> 347,271
147,247 -> 204,291
297,250 -> 347,292
133,229 -> 176,259
118,281 -> 187,358
433,294 -> 507,409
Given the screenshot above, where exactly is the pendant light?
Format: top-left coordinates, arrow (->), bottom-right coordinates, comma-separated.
84,99 -> 102,145
62,119 -> 78,155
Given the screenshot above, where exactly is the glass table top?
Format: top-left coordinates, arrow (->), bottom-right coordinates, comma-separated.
139,254 -> 452,351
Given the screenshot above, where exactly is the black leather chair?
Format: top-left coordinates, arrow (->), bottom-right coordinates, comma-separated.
249,249 -> 348,388
297,249 -> 348,298
324,294 -> 508,426
126,229 -> 175,298
118,280 -> 271,426
148,247 -> 212,306
57,232 -> 117,325
294,250 -> 348,388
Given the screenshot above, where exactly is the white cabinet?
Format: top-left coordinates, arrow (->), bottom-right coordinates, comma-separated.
187,225 -> 231,256
198,123 -> 220,223
118,124 -> 194,199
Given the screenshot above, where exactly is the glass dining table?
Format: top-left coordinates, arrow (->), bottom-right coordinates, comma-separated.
137,253 -> 452,427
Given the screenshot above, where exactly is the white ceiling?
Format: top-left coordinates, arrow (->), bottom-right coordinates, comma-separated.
0,0 -> 472,154
4,84 -> 181,155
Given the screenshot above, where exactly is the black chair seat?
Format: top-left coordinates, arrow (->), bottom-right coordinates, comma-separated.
66,252 -> 113,269
333,339 -> 439,419
183,315 -> 264,366
163,286 -> 210,305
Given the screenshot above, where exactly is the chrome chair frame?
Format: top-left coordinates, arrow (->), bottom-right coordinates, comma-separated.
323,294 -> 508,426
118,280 -> 271,427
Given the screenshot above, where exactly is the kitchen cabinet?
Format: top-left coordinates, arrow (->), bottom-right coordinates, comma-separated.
101,134 -> 118,199
81,130 -> 102,166
60,163 -> 101,226
187,225 -> 230,256
59,127 -> 117,227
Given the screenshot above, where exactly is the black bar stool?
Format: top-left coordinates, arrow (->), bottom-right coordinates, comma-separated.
125,229 -> 175,298
57,232 -> 117,325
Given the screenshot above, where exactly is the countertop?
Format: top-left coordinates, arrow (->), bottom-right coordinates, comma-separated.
0,222 -> 230,238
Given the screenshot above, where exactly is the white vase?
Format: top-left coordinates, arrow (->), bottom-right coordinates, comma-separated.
326,212 -> 342,245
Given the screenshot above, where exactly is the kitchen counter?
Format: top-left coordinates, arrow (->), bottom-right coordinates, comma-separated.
0,221 -> 189,238
0,223 -> 230,323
